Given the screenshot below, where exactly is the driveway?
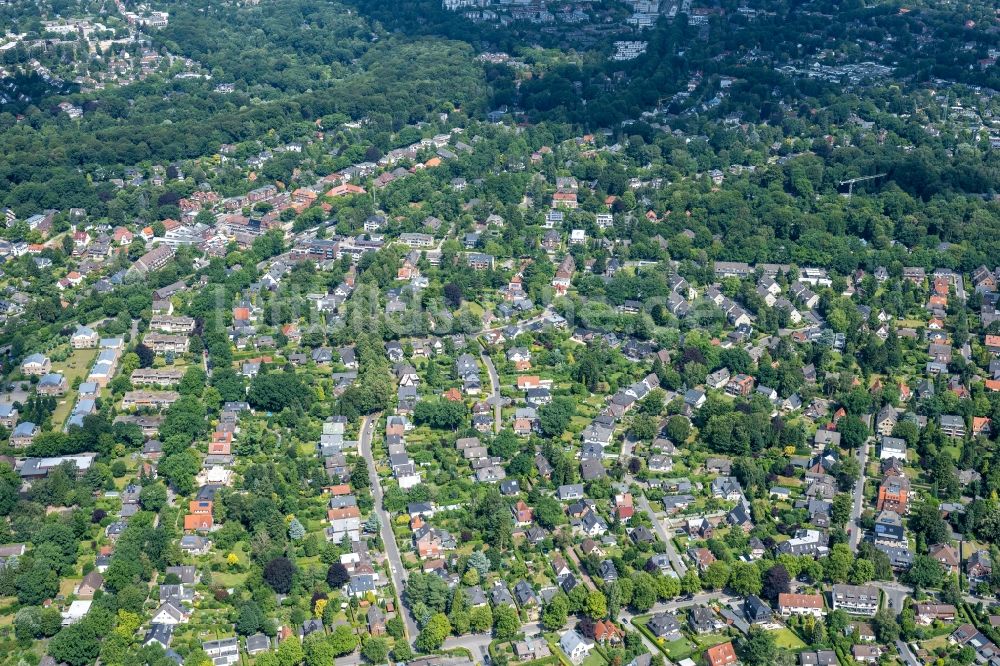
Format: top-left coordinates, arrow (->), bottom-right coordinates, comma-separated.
478,344 -> 502,434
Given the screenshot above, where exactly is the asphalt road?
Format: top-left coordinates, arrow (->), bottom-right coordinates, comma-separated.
442,592 -> 730,666
896,640 -> 921,666
848,436 -> 872,551
633,484 -> 688,576
359,414 -> 418,643
443,623 -> 543,663
872,581 -> 910,612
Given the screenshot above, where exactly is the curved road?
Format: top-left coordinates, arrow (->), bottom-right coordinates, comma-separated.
359,414 -> 418,643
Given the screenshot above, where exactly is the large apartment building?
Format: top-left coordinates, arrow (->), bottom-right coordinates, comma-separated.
831,584 -> 879,616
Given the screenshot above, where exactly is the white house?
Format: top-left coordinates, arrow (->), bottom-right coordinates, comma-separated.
777,593 -> 825,618
151,601 -> 189,625
879,436 -> 907,461
61,600 -> 92,625
71,326 -> 99,349
560,630 -> 594,664
202,637 -> 239,666
21,353 -> 51,376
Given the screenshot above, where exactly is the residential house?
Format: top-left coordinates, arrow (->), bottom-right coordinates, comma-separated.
927,543 -> 959,573
706,642 -> 739,666
689,606 -> 724,633
21,353 -> 51,376
778,593 -> 825,617
559,630 -> 594,665
831,584 -> 879,616
647,612 -> 683,640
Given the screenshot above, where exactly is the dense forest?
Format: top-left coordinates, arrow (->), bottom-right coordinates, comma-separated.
0,0 -> 488,215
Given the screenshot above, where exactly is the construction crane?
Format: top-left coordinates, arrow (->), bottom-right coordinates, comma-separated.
838,173 -> 887,199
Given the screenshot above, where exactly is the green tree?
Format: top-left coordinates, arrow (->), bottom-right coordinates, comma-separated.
831,493 -> 852,526
236,601 -> 265,635
665,416 -> 691,443
17,562 -> 59,605
681,569 -> 702,595
629,414 -> 658,441
728,562 -> 762,596
738,627 -> 777,666
630,573 -> 657,612
541,595 -> 568,630
904,555 -> 944,589
538,397 -> 576,437
493,604 -> 519,640
585,590 -> 608,620
415,613 -> 451,652
386,616 -> 405,640
872,607 -> 900,643
823,544 -> 853,583
330,624 -> 359,656
139,482 -> 168,512
48,621 -> 102,666
470,605 -> 493,633
362,636 -> 389,663
248,371 -> 312,412
489,429 -> 520,459
838,416 -> 869,449
277,635 -> 305,666
703,561 -> 732,590
850,559 -> 875,585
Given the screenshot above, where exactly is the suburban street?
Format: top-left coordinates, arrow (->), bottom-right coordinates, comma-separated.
479,344 -> 502,434
441,632 -> 494,664
848,436 -> 872,551
620,591 -> 728,621
896,640 -> 921,666
633,484 -> 688,576
872,580 -> 910,611
443,622 -> 541,663
873,579 -> 983,608
359,414 -> 419,643
439,593 -> 730,665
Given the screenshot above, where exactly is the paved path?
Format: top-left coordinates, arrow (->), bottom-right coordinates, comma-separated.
633,485 -> 687,576
479,344 -> 502,434
848,436 -> 872,551
564,546 -> 598,591
359,414 -> 418,643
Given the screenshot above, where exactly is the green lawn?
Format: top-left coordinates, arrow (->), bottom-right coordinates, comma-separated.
770,628 -> 807,650
693,633 -> 731,648
661,638 -> 697,660
921,635 -> 950,652
580,650 -> 608,666
211,571 -> 248,588
633,617 -> 697,661
50,347 -> 98,427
